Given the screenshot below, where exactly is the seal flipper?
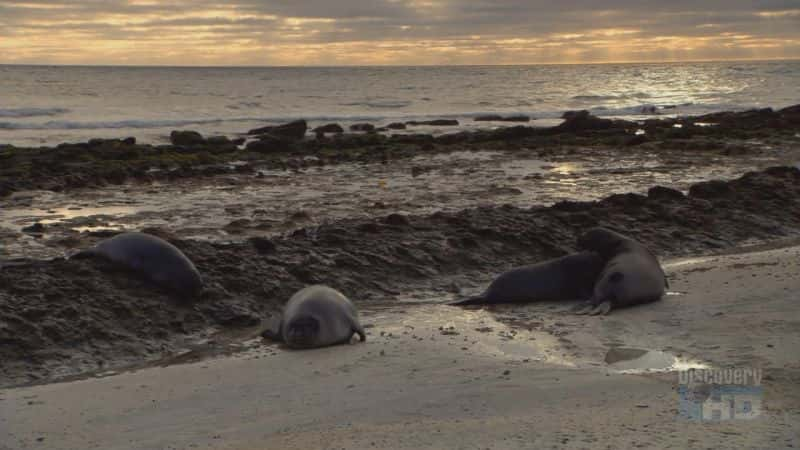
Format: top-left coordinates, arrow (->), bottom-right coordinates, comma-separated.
260,314 -> 284,342
353,326 -> 366,342
448,295 -> 488,306
587,301 -> 612,315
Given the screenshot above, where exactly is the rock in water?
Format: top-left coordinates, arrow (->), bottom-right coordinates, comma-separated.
350,123 -> 375,132
245,135 -> 293,153
406,119 -> 459,126
313,123 -> 344,134
248,120 -> 307,140
170,130 -> 205,147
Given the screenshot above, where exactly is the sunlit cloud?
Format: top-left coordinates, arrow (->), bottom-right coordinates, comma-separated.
0,0 -> 799,65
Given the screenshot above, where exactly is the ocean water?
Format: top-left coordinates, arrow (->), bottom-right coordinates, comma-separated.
1,61 -> 798,146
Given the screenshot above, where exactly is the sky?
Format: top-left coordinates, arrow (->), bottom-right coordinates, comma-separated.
1,0 -> 799,66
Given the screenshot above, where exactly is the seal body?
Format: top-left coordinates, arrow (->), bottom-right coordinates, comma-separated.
74,232 -> 203,297
451,252 -> 604,305
272,285 -> 366,349
574,227 -> 667,315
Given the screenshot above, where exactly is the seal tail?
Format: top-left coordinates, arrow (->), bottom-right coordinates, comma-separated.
448,295 -> 488,306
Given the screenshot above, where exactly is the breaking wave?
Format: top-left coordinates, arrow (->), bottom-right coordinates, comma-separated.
0,107 -> 70,118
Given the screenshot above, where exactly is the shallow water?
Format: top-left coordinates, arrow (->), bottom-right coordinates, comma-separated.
0,145 -> 787,259
604,347 -> 710,373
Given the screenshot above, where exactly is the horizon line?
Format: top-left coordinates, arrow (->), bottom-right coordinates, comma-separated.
1,57 -> 798,69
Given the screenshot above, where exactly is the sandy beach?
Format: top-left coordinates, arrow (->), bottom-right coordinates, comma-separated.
2,243 -> 799,449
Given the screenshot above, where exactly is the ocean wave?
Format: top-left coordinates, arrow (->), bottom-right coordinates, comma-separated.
0,102 -> 767,132
0,107 -> 70,118
590,104 -> 661,116
0,115 -> 394,130
572,92 -> 652,102
571,95 -> 620,101
0,118 -> 234,130
339,100 -> 412,109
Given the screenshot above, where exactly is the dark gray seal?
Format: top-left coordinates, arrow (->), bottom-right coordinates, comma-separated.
72,232 -> 204,297
451,252 -> 604,306
572,227 -> 667,315
263,285 -> 366,349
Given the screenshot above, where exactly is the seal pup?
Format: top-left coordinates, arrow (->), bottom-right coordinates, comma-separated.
72,232 -> 204,297
450,252 -> 604,306
264,285 -> 366,349
572,227 -> 667,315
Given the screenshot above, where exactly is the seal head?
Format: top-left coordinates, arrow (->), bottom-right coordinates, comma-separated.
265,285 -> 366,349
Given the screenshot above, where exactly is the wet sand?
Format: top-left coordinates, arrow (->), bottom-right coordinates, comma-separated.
3,244 -> 799,449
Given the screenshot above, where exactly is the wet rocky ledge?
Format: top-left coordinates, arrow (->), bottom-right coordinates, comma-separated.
1,166 -> 800,387
1,106 -> 799,198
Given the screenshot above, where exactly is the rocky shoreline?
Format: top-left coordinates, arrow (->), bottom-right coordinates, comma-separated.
2,106 -> 799,198
2,165 -> 800,386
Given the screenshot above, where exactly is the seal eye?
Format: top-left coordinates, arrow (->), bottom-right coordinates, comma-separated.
608,272 -> 624,283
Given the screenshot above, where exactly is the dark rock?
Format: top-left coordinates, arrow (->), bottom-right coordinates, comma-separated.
474,115 -> 504,122
206,136 -> 237,152
170,130 -> 205,147
357,223 -> 380,233
245,135 -> 293,153
435,131 -> 476,145
384,213 -> 410,226
391,134 -> 435,145
207,136 -> 231,146
689,180 -> 734,198
778,104 -> 800,116
624,134 -> 648,146
406,119 -> 459,126
225,219 -> 252,230
502,115 -> 531,122
556,110 -> 614,132
350,123 -> 375,132
87,138 -> 110,147
648,186 -> 685,201
600,193 -> 648,209
386,122 -> 407,130
122,137 -> 136,145
22,223 -> 45,234
249,237 -> 277,254
248,120 -> 307,140
231,137 -> 246,146
313,123 -> 344,134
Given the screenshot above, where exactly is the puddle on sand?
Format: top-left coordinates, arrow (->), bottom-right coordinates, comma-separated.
605,347 -> 710,374
362,303 -> 576,366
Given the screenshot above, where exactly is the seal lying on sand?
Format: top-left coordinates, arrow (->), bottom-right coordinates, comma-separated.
72,232 -> 204,297
263,285 -> 366,349
572,227 -> 667,315
451,252 -> 604,306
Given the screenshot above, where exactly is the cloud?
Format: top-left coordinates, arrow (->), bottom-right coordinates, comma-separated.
0,0 -> 798,64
